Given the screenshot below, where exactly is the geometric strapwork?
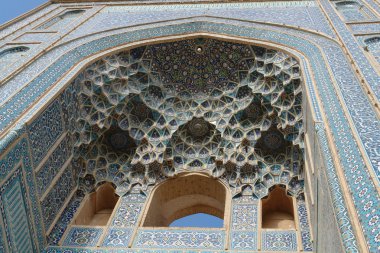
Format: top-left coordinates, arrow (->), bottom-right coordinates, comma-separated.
71,38 -> 304,198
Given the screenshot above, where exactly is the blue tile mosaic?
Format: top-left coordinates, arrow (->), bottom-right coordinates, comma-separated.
41,163 -> 76,230
63,227 -> 103,247
35,135 -> 71,197
102,228 -> 133,247
27,100 -> 64,166
320,0 -> 380,102
230,231 -> 257,250
231,204 -> 258,230
0,3 -> 379,252
297,198 -> 313,251
111,202 -> 143,227
134,229 -> 225,249
261,230 -> 297,251
350,23 -> 380,34
47,192 -> 84,245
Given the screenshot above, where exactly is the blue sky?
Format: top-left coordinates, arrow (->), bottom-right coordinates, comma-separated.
1,0 -> 48,25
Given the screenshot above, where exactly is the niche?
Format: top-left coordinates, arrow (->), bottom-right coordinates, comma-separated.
74,182 -> 119,226
261,185 -> 295,229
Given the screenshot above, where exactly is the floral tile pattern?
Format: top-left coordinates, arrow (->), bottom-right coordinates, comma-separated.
102,228 -> 133,247
134,230 -> 225,249
63,227 -> 103,247
261,230 -> 297,251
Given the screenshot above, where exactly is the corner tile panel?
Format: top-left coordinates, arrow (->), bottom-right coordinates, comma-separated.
134,229 -> 225,249
41,163 -> 75,230
261,230 -> 297,251
102,228 -> 133,247
36,135 -> 71,197
0,167 -> 36,252
63,227 -> 103,247
230,231 -> 257,250
27,100 -> 64,166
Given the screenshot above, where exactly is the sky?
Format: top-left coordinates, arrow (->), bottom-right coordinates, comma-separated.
0,0 -> 48,25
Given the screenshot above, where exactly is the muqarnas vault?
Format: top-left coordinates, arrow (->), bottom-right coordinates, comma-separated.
0,0 -> 379,252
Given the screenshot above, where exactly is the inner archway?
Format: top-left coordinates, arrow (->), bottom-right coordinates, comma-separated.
142,173 -> 229,227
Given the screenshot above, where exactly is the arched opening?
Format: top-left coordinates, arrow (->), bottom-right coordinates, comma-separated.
261,185 -> 295,229
74,182 -> 119,226
142,173 -> 228,227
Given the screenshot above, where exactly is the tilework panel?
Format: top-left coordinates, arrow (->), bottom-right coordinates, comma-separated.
134,229 -> 225,249
63,227 -> 103,247
15,32 -> 57,43
36,135 -> 71,197
350,23 -> 380,34
65,3 -> 335,42
320,0 -> 380,101
297,200 -> 313,251
315,124 -> 359,252
261,230 -> 297,251
45,248 -> 227,253
0,212 -> 5,252
47,193 -> 83,245
0,167 -> 36,253
102,228 -> 133,247
111,198 -> 143,227
0,138 -> 44,250
27,100 -> 64,166
41,163 -> 76,230
121,193 -> 147,203
231,204 -> 258,230
230,231 -> 257,250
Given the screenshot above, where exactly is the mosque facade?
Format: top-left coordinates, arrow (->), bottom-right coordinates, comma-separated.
0,0 -> 379,252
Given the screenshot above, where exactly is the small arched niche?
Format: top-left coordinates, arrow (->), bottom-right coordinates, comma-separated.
74,182 -> 119,226
261,185 -> 295,229
142,173 -> 228,227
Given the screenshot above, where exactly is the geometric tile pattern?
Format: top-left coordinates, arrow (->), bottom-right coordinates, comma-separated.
261,230 -> 297,251
111,202 -> 142,227
102,228 -> 133,247
63,227 -> 103,247
134,229 -> 225,249
27,100 -> 64,166
72,38 -> 304,200
230,231 -> 257,250
0,168 -> 36,253
231,204 -> 258,230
